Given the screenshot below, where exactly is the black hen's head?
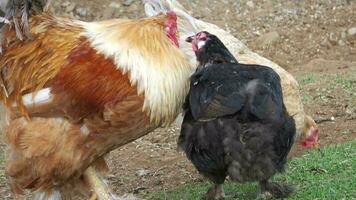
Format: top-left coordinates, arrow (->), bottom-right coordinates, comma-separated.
186,31 -> 238,67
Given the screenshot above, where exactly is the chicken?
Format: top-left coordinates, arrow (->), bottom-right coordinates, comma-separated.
179,31 -> 296,199
0,0 -> 191,199
144,0 -> 319,148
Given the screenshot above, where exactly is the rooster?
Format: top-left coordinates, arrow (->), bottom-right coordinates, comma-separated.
0,0 -> 191,199
144,0 -> 319,148
179,31 -> 296,200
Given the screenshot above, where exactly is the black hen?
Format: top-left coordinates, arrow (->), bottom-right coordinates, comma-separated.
179,31 -> 296,199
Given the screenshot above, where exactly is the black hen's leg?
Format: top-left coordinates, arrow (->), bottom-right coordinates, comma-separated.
203,183 -> 225,200
201,172 -> 226,200
258,180 -> 294,199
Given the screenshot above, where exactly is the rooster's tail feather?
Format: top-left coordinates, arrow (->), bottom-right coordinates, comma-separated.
0,0 -> 51,42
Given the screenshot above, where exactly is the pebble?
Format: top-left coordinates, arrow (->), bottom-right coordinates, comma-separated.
136,169 -> 151,177
346,27 -> 356,42
118,194 -> 141,200
110,2 -> 121,9
123,0 -> 134,6
328,32 -> 338,45
61,1 -> 75,13
75,7 -> 88,17
246,1 -> 255,8
347,27 -> 356,36
338,40 -> 345,46
257,31 -> 280,47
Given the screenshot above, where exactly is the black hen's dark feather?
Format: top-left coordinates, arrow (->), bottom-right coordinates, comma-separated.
188,63 -> 284,122
179,32 -> 296,198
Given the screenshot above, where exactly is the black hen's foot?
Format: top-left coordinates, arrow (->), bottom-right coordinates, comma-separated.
258,180 -> 294,199
202,184 -> 225,200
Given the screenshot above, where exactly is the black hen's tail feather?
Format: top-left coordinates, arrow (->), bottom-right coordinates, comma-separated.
274,115 -> 296,170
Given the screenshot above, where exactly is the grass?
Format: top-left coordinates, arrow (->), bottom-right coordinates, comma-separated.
148,140 -> 356,200
296,70 -> 356,109
296,70 -> 356,93
0,147 -> 6,189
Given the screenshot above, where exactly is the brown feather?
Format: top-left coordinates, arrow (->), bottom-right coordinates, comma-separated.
1,11 -> 190,197
51,38 -> 136,120
0,14 -> 83,116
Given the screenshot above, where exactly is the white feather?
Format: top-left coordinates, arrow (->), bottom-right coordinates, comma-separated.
79,21 -> 191,125
20,88 -> 53,107
80,124 -> 90,136
197,40 -> 206,49
0,17 -> 9,24
33,189 -> 61,200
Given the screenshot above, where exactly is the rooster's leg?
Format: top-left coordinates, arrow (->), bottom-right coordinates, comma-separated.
84,166 -> 117,200
89,193 -> 97,200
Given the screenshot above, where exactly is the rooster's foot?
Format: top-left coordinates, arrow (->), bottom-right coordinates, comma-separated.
89,193 -> 97,200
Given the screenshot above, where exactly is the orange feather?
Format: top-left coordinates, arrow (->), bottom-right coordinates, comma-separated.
0,9 -> 191,198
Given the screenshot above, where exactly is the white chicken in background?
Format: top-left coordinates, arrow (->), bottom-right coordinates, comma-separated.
144,0 -> 319,148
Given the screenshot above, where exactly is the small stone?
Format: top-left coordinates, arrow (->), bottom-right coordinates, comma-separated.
109,2 -> 121,9
341,31 -> 347,40
75,7 -> 88,17
320,38 -> 331,48
347,27 -> 356,36
330,116 -> 335,121
246,1 -> 255,8
127,4 -> 138,12
253,30 -> 261,36
118,194 -> 141,200
256,31 -> 280,47
328,32 -> 338,45
62,2 -> 75,13
136,169 -> 151,177
123,0 -> 134,6
102,3 -> 121,19
345,108 -> 353,115
61,1 -> 70,8
346,27 -> 356,42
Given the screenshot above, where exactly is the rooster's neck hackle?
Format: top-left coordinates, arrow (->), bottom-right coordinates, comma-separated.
80,14 -> 191,126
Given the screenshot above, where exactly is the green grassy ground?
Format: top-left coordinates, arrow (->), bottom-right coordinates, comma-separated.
149,140 -> 356,200
0,147 -> 6,191
296,70 -> 356,108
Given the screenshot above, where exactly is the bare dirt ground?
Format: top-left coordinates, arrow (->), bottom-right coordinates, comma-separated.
0,0 -> 355,199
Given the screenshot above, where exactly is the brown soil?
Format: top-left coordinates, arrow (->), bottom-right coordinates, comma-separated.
0,0 -> 355,199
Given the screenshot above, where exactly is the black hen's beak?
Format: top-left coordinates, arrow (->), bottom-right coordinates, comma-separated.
186,36 -> 194,43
